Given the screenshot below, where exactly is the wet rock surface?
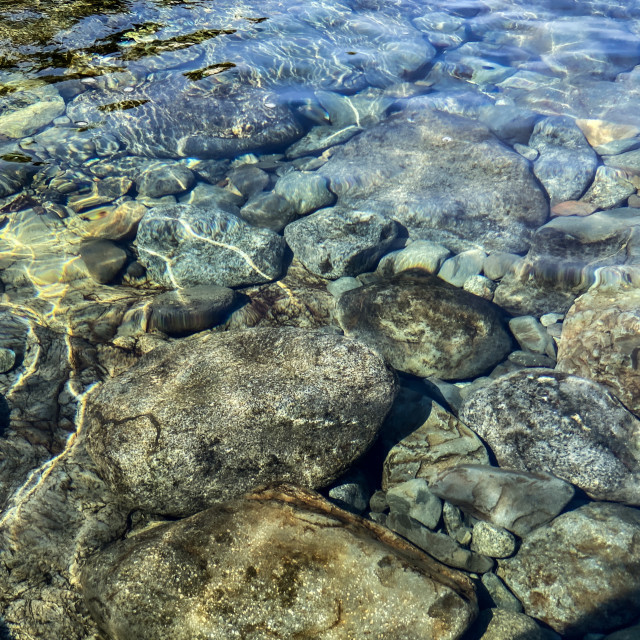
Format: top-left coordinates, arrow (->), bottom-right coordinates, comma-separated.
498,502 -> 640,637
82,485 -> 478,640
460,369 -> 640,505
83,328 -> 396,516
336,273 -> 512,380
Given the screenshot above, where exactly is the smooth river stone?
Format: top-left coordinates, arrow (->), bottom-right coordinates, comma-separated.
336,273 -> 512,380
319,98 -> 549,254
530,116 -> 598,205
382,401 -> 489,490
83,328 -> 396,516
67,76 -> 304,159
580,165 -> 636,210
556,284 -> 640,417
82,485 -> 477,640
498,502 -> 640,637
136,204 -> 285,288
284,208 -> 401,279
0,84 -> 65,138
376,240 -> 451,277
459,369 -> 640,505
428,465 -> 574,537
135,161 -> 196,198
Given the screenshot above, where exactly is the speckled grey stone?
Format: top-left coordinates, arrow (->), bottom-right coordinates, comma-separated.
530,116 -> 598,204
273,171 -> 335,216
327,469 -> 370,514
0,347 -> 16,373
481,573 -> 524,614
428,465 -> 574,537
284,208 -> 401,279
498,502 -> 640,636
135,161 -> 195,198
580,165 -> 636,210
386,479 -> 442,530
81,486 -> 478,640
463,275 -> 497,300
84,328 -> 396,516
239,191 -> 295,232
483,252 -> 523,281
460,369 -> 640,505
227,165 -> 269,199
336,273 -> 512,380
178,182 -> 242,214
471,521 -> 517,558
508,316 -> 555,356
136,204 -> 286,288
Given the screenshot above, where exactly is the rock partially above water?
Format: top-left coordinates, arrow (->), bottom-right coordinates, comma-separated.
83,328 -> 396,516
136,204 -> 286,288
498,502 -> 640,637
336,273 -> 512,380
82,485 -> 477,640
428,465 -> 574,537
319,99 -> 549,254
557,285 -> 640,417
460,369 -> 640,505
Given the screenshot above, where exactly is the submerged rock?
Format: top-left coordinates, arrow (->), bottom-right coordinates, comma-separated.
557,284 -> 640,417
498,502 -> 640,637
83,328 -> 396,516
319,98 -> 548,254
336,273 -> 512,380
460,369 -> 640,505
428,465 -> 574,537
81,485 -> 477,640
136,204 -> 286,288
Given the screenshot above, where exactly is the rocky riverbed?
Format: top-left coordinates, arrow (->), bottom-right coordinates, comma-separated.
2,0 -> 640,638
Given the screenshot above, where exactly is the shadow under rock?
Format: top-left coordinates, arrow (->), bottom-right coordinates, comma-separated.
0,394 -> 10,438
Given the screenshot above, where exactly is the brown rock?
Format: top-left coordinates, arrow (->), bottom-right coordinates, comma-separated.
575,118 -> 640,148
550,200 -> 597,217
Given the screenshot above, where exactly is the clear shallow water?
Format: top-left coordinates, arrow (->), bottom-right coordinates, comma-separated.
1,0 -> 640,638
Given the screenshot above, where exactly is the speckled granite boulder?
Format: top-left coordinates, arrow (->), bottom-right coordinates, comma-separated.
136,204 -> 286,288
498,502 -> 640,636
336,273 -> 512,380
83,328 -> 396,516
557,284 -> 640,416
319,99 -> 549,254
81,485 -> 478,640
460,369 -> 640,505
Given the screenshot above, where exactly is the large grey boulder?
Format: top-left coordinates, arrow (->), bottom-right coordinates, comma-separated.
319,98 -> 549,254
529,116 -> 599,204
498,502 -> 640,637
81,485 -> 477,640
460,369 -> 640,505
557,284 -> 640,417
284,208 -> 401,279
336,273 -> 512,380
136,204 -> 286,288
83,328 -> 396,516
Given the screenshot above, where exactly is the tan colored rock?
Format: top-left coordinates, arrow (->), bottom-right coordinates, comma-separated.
82,485 -> 478,640
557,285 -> 640,416
383,402 -> 489,490
575,118 -> 640,148
66,201 -> 147,240
550,200 -> 597,217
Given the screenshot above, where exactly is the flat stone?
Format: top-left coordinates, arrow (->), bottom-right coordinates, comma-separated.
460,369 -> 640,505
0,84 -> 65,138
286,125 -> 363,159
326,276 -> 361,298
383,401 -> 489,490
438,249 -> 487,287
387,512 -> 494,573
556,284 -> 640,416
136,204 -> 286,288
576,118 -> 640,148
550,200 -> 597,217
79,240 -> 127,284
136,161 -> 196,198
471,522 -> 517,558
336,273 -> 512,380
272,171 -> 335,216
530,116 -> 599,205
284,208 -> 401,279
480,574 -> 524,614
82,486 -> 478,640
386,478 -> 442,530
179,182 -> 243,214
83,328 -> 396,516
376,240 -> 451,277
483,252 -> 523,281
315,89 -> 394,128
466,609 -> 559,640
498,502 -> 640,636
508,316 -> 555,356
227,165 -> 269,199
580,165 -> 636,210
604,148 -> 640,175
508,351 -> 556,368
319,99 -> 549,254
428,465 -> 574,537
239,191 -> 296,232
478,104 -> 538,146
